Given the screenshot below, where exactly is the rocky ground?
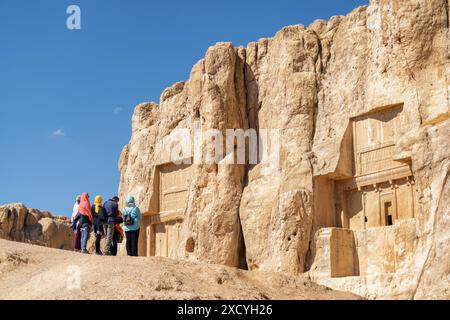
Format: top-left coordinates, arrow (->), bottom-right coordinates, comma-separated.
0,239 -> 361,300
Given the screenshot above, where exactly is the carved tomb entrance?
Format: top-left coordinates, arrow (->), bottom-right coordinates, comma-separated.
145,162 -> 193,258
336,104 -> 419,230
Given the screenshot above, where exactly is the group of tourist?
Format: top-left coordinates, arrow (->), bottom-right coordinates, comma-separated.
70,193 -> 142,256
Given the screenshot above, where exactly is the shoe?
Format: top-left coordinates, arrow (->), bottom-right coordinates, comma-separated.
95,252 -> 103,256
81,250 -> 90,254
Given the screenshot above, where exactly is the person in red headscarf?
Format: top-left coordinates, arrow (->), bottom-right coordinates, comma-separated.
78,192 -> 93,254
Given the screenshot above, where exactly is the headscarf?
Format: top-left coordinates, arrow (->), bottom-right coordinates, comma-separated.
71,195 -> 81,221
126,195 -> 136,207
94,195 -> 103,214
79,192 -> 93,223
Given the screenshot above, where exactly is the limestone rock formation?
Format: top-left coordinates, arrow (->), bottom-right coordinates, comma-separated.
118,0 -> 449,299
0,203 -> 74,250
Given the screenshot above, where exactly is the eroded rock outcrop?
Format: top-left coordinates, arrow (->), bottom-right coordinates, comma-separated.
119,0 -> 449,299
0,203 -> 74,250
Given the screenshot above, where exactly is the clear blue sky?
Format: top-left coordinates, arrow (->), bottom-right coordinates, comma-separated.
0,0 -> 368,216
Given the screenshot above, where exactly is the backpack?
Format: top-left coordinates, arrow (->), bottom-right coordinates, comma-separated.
123,207 -> 136,226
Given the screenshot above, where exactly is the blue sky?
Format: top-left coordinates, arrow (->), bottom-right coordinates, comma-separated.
0,0 -> 368,216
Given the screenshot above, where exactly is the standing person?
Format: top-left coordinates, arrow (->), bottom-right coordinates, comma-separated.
122,196 -> 142,257
71,195 -> 81,252
78,192 -> 93,254
71,195 -> 81,223
103,196 -> 119,256
91,195 -> 104,255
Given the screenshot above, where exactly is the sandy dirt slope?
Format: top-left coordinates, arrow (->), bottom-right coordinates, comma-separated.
0,239 -> 361,300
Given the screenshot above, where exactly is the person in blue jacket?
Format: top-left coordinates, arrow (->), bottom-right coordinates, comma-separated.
102,196 -> 119,256
122,195 -> 142,256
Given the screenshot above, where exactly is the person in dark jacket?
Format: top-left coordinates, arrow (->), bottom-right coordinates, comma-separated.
103,196 -> 119,256
91,195 -> 104,255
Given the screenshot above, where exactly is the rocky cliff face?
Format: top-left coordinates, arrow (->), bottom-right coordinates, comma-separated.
0,204 -> 74,250
118,0 -> 449,299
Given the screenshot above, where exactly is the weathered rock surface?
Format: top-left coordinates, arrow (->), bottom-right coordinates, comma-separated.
0,204 -> 74,250
118,0 -> 449,299
119,43 -> 248,267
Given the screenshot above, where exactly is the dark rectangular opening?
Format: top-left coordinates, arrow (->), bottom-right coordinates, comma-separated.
384,201 -> 393,226
387,215 -> 393,226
